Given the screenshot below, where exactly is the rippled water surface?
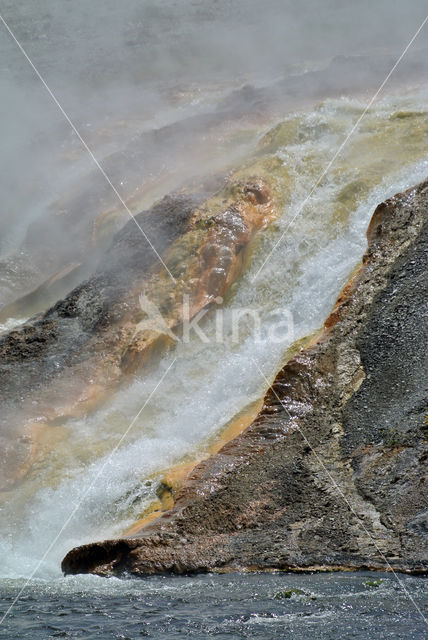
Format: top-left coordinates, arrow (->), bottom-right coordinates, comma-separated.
0,572 -> 426,639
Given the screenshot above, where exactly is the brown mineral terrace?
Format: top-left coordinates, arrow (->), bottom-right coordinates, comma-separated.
0,170 -> 280,491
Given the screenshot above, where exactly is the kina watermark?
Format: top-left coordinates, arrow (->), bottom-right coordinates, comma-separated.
137,293 -> 294,345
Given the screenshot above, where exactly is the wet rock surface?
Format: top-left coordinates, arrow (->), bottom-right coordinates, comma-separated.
63,180 -> 428,576
0,194 -> 196,405
0,173 -> 277,489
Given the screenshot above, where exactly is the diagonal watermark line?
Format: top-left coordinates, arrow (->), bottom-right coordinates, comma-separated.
0,13 -> 176,284
0,4 -> 426,630
252,13 -> 428,282
252,357 -> 427,624
0,356 -> 176,626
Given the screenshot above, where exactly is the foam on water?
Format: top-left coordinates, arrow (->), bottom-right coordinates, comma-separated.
1,571 -> 426,639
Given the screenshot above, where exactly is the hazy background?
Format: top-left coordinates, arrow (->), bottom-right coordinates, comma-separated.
0,0 -> 427,261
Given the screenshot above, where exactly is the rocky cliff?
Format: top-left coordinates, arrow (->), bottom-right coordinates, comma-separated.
62,179 -> 428,576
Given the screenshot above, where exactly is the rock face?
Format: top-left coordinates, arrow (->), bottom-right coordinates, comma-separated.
62,180 -> 428,576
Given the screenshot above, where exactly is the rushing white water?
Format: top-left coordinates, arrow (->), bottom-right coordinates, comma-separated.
0,317 -> 26,334
1,88 -> 427,579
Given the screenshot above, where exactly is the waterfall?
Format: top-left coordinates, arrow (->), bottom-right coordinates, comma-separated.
1,89 -> 427,578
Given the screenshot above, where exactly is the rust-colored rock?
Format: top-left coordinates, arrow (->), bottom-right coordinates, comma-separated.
62,180 -> 428,576
0,175 -> 277,490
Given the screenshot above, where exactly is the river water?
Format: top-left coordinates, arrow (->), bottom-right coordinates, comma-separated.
0,1 -> 427,637
1,572 -> 427,639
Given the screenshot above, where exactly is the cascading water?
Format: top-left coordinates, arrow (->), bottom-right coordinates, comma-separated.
1,88 -> 427,580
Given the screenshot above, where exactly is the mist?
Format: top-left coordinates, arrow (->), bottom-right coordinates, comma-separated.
0,1 -> 427,307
